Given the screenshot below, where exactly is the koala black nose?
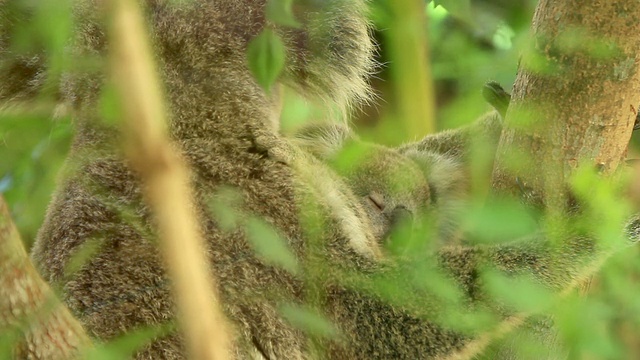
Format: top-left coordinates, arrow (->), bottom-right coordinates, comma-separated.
383,205 -> 415,253
389,205 -> 413,227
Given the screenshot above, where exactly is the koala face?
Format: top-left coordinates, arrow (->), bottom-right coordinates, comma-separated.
291,122 -> 434,249
332,142 -> 432,246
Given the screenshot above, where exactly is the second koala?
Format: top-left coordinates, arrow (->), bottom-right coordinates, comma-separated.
289,110 -> 503,251
291,122 -> 432,250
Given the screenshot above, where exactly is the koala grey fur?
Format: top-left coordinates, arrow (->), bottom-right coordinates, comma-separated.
289,120 -> 480,248
289,122 -> 431,248
0,0 -> 630,359
290,117 -> 569,360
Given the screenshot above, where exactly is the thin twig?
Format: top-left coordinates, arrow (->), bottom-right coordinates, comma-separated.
108,1 -> 231,359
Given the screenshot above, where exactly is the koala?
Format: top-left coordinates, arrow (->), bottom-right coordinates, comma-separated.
0,0 -> 633,359
289,120 -> 479,250
290,122 -> 431,248
291,110 -> 568,360
28,1 -> 384,358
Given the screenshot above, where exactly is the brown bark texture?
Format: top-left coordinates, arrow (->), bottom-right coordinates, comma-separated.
0,196 -> 92,359
492,0 -> 640,209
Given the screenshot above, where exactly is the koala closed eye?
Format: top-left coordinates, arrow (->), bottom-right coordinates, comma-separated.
367,192 -> 385,211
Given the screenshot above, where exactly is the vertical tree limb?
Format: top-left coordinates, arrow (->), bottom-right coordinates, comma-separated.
109,0 -> 230,359
492,0 -> 640,209
0,196 -> 92,359
384,0 -> 436,139
486,1 -> 640,357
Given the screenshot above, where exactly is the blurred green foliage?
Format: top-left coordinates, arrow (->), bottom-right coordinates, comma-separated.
1,111 -> 72,245
358,0 -> 536,141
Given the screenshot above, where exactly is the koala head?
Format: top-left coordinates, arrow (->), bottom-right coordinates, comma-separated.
292,123 -> 433,247
340,143 -> 432,245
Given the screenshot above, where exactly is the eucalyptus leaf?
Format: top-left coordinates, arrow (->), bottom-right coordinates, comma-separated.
266,0 -> 301,28
246,217 -> 299,274
247,28 -> 286,92
279,303 -> 339,338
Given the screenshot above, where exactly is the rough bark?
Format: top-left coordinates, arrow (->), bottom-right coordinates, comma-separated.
488,1 -> 640,358
0,196 -> 92,359
492,0 -> 640,209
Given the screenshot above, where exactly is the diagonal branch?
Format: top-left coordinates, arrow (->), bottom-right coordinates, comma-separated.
0,195 -> 93,359
108,0 -> 231,359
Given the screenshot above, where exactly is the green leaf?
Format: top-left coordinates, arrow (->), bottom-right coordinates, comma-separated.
266,0 -> 301,28
433,0 -> 471,22
208,186 -> 244,232
99,83 -> 124,126
462,198 -> 538,244
64,238 -> 103,278
483,270 -> 554,314
83,323 -> 175,360
246,217 -> 299,274
279,303 -> 339,338
247,29 -> 286,92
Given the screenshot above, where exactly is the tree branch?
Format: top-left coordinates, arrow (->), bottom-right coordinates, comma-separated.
385,0 -> 436,138
0,195 -> 92,359
492,0 -> 640,209
108,0 -> 231,359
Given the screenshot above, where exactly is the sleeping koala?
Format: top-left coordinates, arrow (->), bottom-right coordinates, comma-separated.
289,121 -> 479,251
288,80 -> 510,248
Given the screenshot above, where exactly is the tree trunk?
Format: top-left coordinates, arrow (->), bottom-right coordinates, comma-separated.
0,196 -> 92,359
489,1 -> 640,358
492,0 -> 640,209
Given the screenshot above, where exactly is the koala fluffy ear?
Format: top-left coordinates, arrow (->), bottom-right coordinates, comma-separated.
292,122 -> 357,159
401,149 -> 467,206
